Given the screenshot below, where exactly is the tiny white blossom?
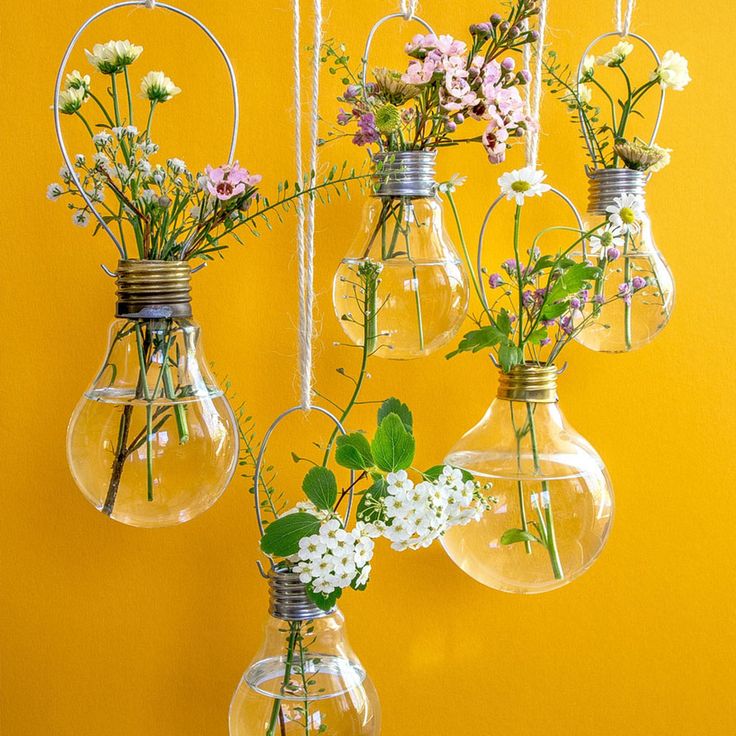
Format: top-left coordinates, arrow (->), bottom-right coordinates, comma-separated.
72,210 -> 89,227
47,183 -> 63,200
93,132 -> 112,147
167,157 -> 187,174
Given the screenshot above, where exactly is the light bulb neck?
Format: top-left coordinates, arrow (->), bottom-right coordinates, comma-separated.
372,150 -> 437,198
587,168 -> 647,215
268,568 -> 335,621
115,259 -> 192,319
497,363 -> 558,403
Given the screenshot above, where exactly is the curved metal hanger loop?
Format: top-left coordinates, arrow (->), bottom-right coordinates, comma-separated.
575,31 -> 665,171
53,0 -> 240,272
253,405 -> 356,568
476,187 -> 586,311
360,12 -> 434,154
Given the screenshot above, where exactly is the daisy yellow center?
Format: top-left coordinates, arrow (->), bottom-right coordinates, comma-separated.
619,207 -> 635,224
511,181 -> 531,193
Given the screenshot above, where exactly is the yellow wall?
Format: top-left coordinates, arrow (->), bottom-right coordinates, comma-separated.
1,1 -> 734,733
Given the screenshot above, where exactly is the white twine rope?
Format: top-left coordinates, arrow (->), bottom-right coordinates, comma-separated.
616,0 -> 635,36
400,0 -> 418,20
293,0 -> 322,410
523,0 -> 548,169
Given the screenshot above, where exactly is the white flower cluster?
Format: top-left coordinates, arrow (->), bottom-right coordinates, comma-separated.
294,519 -> 378,596
382,467 -> 485,551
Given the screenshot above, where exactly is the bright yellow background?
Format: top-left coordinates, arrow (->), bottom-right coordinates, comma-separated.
1,1 -> 734,734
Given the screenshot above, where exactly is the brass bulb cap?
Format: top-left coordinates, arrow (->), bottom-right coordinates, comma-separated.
115,259 -> 192,319
587,167 -> 647,215
497,363 -> 558,403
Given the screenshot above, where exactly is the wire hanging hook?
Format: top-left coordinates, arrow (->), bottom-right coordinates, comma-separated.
53,0 -> 240,264
575,32 -> 665,171
253,405 -> 356,570
476,187 -> 585,311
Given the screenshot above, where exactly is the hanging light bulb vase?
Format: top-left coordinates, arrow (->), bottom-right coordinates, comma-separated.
67,260 -> 238,527
229,567 -> 381,736
441,363 -> 614,594
577,167 -> 675,352
333,150 -> 469,359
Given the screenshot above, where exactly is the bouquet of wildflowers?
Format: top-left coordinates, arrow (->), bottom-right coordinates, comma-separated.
324,0 -> 543,162
545,41 -> 690,172
51,40 -> 366,517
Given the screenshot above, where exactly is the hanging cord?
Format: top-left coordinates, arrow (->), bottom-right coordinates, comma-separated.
522,0 -> 548,169
616,0 -> 635,36
399,0 -> 418,20
293,0 -> 322,410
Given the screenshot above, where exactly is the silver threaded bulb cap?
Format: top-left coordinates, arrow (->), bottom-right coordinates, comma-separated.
268,568 -> 334,621
587,168 -> 647,216
373,150 -> 437,198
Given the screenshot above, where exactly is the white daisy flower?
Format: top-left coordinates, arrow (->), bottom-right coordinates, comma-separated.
606,193 -> 645,235
588,224 -> 624,254
498,167 -> 551,206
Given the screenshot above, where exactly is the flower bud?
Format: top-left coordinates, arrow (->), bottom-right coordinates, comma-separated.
499,21 -> 510,33
607,247 -> 620,262
445,120 -> 457,132
454,113 -> 465,124
528,30 -> 540,41
509,25 -> 521,39
490,13 -> 502,25
517,70 -> 532,84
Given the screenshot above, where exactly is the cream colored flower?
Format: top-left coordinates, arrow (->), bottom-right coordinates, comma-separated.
85,40 -> 143,74
596,41 -> 634,67
58,87 -> 86,115
65,70 -> 91,98
581,54 -> 596,79
652,50 -> 690,91
140,71 -> 181,103
614,138 -> 672,172
562,84 -> 592,110
373,67 -> 421,104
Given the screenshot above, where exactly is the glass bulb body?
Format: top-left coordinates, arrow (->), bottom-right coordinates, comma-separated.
230,609 -> 381,736
333,152 -> 468,360
576,169 -> 675,353
67,262 -> 238,527
441,366 -> 614,594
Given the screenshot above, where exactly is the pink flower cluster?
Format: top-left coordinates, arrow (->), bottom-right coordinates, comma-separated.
203,162 -> 261,202
402,33 -> 530,164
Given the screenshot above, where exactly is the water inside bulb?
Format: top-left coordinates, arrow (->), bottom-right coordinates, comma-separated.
230,612 -> 381,736
333,196 -> 468,360
66,316 -> 238,527
441,391 -> 614,594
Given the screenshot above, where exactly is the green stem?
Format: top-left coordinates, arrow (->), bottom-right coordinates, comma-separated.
266,622 -> 300,736
123,66 -> 134,125
624,232 -> 632,350
512,205 -> 524,349
88,91 -> 114,126
110,73 -> 122,126
134,323 -> 154,503
527,402 -> 564,580
401,203 -> 425,354
145,101 -> 157,141
75,111 -> 95,138
510,403 -> 532,555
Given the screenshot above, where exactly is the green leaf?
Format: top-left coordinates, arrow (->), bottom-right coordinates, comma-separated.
424,465 -> 474,483
496,309 -> 513,336
540,301 -> 569,321
306,584 -> 343,611
546,262 -> 600,304
356,474 -> 388,524
259,512 -> 321,557
335,432 -> 374,470
371,413 -> 415,472
302,466 -> 337,510
446,325 -> 505,358
527,328 -> 549,345
377,398 -> 413,433
500,528 -> 541,546
499,342 -> 523,373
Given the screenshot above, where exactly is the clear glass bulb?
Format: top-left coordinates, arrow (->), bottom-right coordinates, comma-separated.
576,169 -> 675,353
230,601 -> 381,736
333,152 -> 468,360
441,365 -> 614,594
67,261 -> 238,527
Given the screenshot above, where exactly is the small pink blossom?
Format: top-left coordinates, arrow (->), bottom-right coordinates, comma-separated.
204,162 -> 261,201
